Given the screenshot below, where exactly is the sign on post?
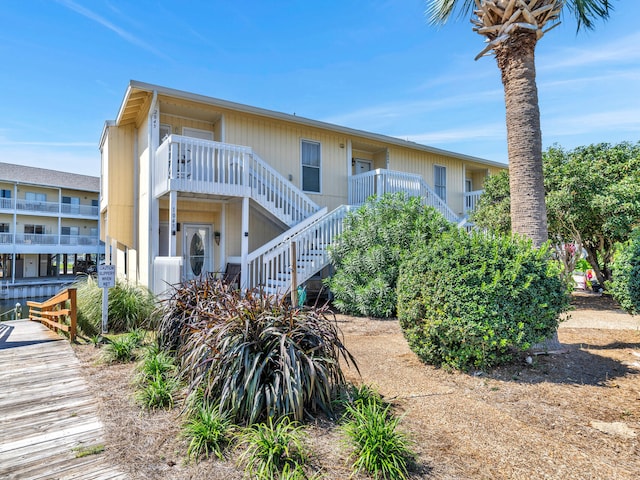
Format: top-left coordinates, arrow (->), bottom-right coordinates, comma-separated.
97,264 -> 116,334
97,264 -> 116,288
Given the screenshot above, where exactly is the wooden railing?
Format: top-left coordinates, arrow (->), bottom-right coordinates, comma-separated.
28,288 -> 77,342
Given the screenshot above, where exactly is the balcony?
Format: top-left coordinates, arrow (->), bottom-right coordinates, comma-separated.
2,199 -> 100,217
154,135 -> 252,198
6,233 -> 100,246
463,190 -> 484,215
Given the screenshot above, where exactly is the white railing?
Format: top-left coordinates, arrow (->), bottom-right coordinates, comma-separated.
349,169 -> 460,224
12,234 -> 99,246
4,199 -> 99,217
246,205 -> 350,294
155,135 -> 252,197
154,135 -> 320,227
464,190 -> 483,214
249,151 -> 320,226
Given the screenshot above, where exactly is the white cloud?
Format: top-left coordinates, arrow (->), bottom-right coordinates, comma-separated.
400,123 -> 506,145
544,108 -> 640,137
56,0 -> 170,60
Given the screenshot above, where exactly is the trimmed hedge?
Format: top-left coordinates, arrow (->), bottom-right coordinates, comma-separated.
397,229 -> 570,370
606,228 -> 640,315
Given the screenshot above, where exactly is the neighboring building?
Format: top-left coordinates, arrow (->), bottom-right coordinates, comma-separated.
100,80 -> 506,296
0,163 -> 101,299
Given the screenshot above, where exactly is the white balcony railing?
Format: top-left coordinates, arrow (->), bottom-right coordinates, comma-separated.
349,169 -> 459,224
464,190 -> 484,214
11,233 -> 99,246
155,135 -> 320,227
6,199 -> 99,217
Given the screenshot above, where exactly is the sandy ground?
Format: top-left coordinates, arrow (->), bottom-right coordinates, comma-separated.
74,293 -> 639,479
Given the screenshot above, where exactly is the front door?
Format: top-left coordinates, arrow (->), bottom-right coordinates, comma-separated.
184,225 -> 211,280
354,159 -> 372,175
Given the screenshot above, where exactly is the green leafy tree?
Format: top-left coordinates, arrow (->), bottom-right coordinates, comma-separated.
326,193 -> 451,318
606,228 -> 640,315
426,0 -> 613,247
472,142 -> 640,284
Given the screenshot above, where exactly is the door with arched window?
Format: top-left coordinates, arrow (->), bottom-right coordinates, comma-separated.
183,225 -> 211,280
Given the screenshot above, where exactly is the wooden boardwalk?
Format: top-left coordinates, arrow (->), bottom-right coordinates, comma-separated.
0,320 -> 127,480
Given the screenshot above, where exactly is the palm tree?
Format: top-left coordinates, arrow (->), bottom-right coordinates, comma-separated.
426,0 -> 613,247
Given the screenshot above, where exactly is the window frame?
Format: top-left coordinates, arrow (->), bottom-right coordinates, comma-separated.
434,165 -> 447,202
300,139 -> 321,194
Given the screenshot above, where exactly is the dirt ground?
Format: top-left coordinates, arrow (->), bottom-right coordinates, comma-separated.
74,293 -> 640,479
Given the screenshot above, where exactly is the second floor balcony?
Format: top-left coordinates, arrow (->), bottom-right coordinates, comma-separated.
0,198 -> 99,218
0,233 -> 99,246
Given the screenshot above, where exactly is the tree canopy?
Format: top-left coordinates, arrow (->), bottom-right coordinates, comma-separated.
472,142 -> 640,283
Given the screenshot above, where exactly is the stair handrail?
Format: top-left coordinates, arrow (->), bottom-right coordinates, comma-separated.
246,205 -> 351,292
248,151 -> 321,225
349,169 -> 460,224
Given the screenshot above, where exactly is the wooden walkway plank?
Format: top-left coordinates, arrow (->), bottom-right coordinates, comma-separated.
0,319 -> 127,480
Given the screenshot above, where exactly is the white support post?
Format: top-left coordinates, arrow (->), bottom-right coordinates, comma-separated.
290,241 -> 298,306
169,190 -> 177,256
240,196 -> 249,290
219,203 -> 226,275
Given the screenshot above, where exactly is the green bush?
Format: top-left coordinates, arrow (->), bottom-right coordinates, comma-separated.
606,228 -> 640,315
158,277 -> 358,425
238,417 -> 308,480
326,193 -> 451,318
397,229 -> 570,370
102,331 -> 145,363
75,276 -> 157,334
341,399 -> 414,480
182,404 -> 233,461
134,344 -> 181,410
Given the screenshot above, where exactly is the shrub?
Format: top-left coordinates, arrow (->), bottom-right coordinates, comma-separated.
342,400 -> 414,480
238,417 -> 308,480
102,331 -> 145,363
158,277 -> 358,425
326,193 -> 451,318
134,344 -> 181,410
606,228 -> 640,315
397,229 -> 570,370
75,276 -> 157,334
182,404 -> 233,461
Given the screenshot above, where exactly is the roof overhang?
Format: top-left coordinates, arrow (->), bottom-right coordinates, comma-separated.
109,80 -> 507,169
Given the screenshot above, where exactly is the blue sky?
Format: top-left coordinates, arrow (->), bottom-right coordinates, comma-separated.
1,1 -> 638,177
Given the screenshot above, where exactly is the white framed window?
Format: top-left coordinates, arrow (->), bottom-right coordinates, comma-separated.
25,192 -> 46,202
61,226 -> 79,236
24,224 -> 45,234
0,223 -> 9,233
301,140 -> 321,193
0,189 -> 11,198
182,127 -> 214,141
434,165 -> 446,201
160,124 -> 172,142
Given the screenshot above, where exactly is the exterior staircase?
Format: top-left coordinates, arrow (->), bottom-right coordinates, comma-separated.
154,135 -> 464,296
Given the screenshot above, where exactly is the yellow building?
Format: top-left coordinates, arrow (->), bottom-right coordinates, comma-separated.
101,81 -> 506,295
0,163 -> 101,299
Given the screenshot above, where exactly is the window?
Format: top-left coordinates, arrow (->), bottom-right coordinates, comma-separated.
0,223 -> 9,233
434,165 -> 446,201
301,140 -> 321,193
25,192 -> 46,202
0,189 -> 11,198
0,189 -> 10,209
62,196 -> 80,214
24,224 -> 45,234
160,124 -> 172,142
61,226 -> 79,236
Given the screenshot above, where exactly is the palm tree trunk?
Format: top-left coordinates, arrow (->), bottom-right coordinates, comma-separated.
496,34 -> 548,248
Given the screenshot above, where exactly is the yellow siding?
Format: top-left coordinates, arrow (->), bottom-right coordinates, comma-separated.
223,110 -> 350,211
102,124 -> 135,247
159,114 -> 216,140
15,215 -> 57,232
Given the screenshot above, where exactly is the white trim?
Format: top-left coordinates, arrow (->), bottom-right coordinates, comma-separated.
182,126 -> 214,141
300,139 -> 322,194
